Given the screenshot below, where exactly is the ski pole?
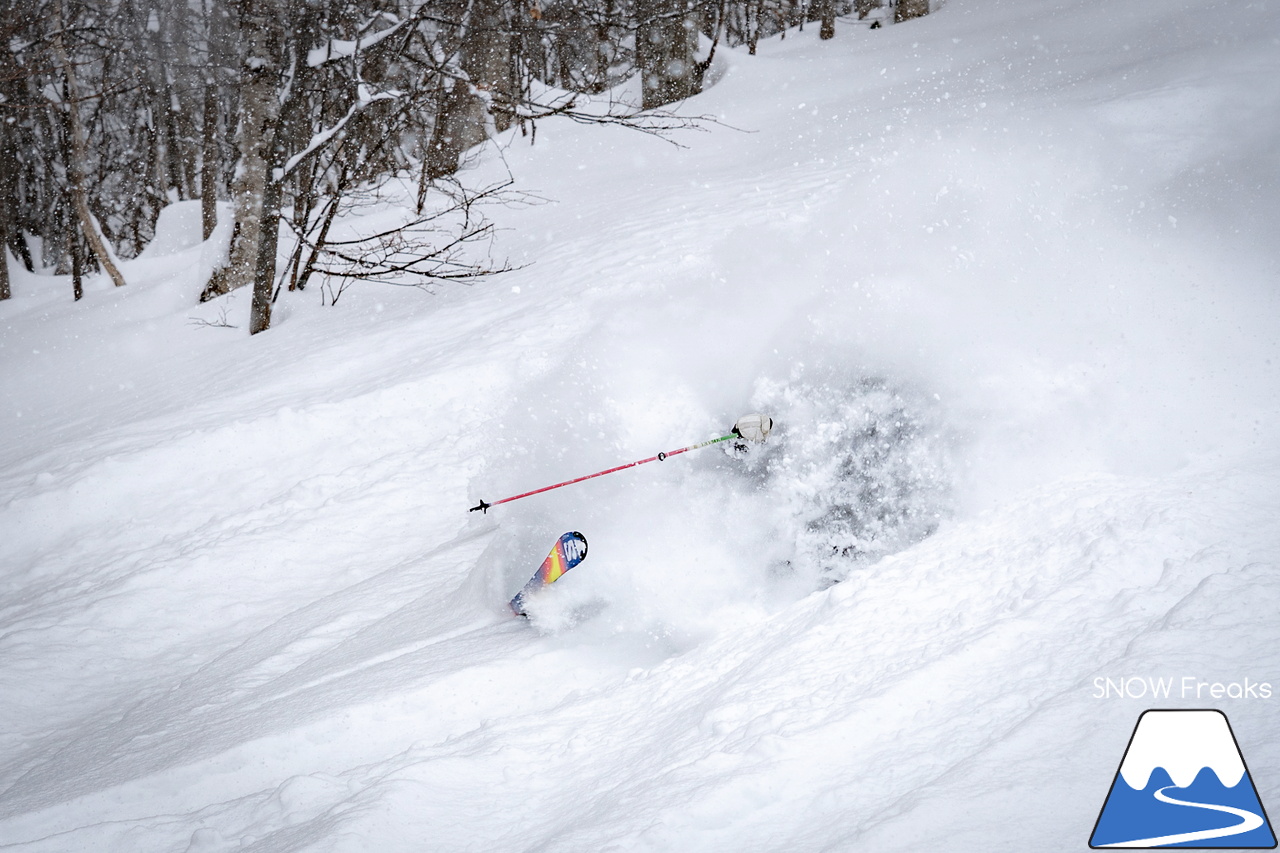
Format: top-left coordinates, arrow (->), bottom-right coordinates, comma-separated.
468,414 -> 772,513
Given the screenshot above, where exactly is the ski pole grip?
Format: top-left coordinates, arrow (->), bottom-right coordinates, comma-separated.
469,500 -> 490,513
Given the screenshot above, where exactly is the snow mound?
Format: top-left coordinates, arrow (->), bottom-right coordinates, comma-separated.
2,0 -> 1279,850
136,200 -> 206,259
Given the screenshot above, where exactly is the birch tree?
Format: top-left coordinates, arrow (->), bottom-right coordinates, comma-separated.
200,0 -> 286,328
50,0 -> 127,288
0,0 -> 934,325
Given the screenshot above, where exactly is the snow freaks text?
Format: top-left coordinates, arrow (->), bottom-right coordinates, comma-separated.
1092,677 -> 1274,700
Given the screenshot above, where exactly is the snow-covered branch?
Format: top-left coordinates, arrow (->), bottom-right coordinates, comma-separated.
307,14 -> 405,67
277,84 -> 399,180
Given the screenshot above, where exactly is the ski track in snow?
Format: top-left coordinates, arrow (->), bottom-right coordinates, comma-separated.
2,0 -> 1280,850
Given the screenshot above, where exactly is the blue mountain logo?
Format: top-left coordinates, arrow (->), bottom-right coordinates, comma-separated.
1091,709 -> 1276,848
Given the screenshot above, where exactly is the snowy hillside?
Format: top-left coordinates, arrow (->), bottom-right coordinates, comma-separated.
2,0 -> 1279,850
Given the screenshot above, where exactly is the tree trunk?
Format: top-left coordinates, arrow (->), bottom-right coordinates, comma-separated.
818,0 -> 836,39
0,119 -> 16,298
895,0 -> 928,23
425,78 -> 480,180
425,0 -> 514,180
293,186 -> 342,293
201,0 -> 284,303
69,219 -> 83,301
249,156 -> 282,334
0,36 -> 27,281
594,14 -> 612,92
52,0 -> 128,289
163,0 -> 200,198
162,84 -> 190,198
465,0 -> 515,135
636,0 -> 699,109
0,169 -> 9,300
201,82 -> 219,241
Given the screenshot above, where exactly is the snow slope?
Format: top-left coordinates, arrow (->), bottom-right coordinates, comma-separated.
2,0 -> 1279,850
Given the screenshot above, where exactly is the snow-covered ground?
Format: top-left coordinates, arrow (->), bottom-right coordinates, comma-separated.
3,0 -> 1279,849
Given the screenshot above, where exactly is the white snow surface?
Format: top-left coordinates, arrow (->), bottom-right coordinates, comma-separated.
2,0 -> 1280,850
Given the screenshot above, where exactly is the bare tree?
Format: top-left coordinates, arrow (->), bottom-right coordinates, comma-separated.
0,10 -> 29,292
203,0 -> 419,332
1,0 -> 928,328
200,0 -> 286,331
49,0 -> 128,288
0,39 -> 19,300
423,0 -> 520,180
636,0 -> 699,109
295,179 -> 520,306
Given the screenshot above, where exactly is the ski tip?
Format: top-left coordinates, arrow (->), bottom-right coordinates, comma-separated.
560,531 -> 588,566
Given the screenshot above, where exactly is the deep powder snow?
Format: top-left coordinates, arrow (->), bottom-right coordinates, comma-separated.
1,0 -> 1278,850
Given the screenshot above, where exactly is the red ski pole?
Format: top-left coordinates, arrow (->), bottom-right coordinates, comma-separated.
468,414 -> 772,513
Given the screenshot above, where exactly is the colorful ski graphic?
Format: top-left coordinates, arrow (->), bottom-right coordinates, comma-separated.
509,531 -> 588,617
